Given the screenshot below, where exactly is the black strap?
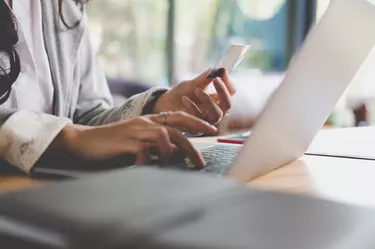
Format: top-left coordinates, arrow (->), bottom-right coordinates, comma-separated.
142,90 -> 168,115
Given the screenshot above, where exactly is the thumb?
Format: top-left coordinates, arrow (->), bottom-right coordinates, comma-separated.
191,69 -> 213,88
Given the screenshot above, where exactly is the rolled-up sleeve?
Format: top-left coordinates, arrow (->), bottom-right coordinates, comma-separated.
0,110 -> 71,173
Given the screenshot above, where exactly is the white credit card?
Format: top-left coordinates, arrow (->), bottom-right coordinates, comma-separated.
207,44 -> 251,78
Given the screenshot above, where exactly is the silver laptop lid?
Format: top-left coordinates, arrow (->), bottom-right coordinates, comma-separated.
229,0 -> 375,181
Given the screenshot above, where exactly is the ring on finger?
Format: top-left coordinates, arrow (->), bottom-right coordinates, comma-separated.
159,111 -> 172,125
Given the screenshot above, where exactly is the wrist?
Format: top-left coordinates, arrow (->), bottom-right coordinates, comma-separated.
143,90 -> 168,115
55,124 -> 91,155
152,97 -> 164,114
38,124 -> 97,168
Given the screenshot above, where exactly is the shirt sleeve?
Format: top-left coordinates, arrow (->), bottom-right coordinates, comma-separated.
72,19 -> 170,126
0,110 -> 72,173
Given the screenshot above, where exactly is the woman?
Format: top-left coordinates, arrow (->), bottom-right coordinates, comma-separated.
0,0 -> 236,173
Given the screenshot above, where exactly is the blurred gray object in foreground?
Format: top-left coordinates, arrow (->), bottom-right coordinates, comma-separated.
1,167 -> 375,249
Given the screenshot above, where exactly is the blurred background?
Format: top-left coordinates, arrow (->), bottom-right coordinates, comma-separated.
86,0 -> 375,128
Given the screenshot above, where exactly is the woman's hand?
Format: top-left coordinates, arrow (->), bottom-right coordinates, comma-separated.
53,112 -> 217,168
153,69 -> 236,125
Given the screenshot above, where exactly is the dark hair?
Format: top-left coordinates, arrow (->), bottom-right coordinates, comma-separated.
0,0 -> 88,105
0,1 -> 20,104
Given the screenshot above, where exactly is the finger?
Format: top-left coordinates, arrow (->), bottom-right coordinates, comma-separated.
181,96 -> 204,119
213,77 -> 233,113
135,149 -> 151,165
170,144 -> 179,152
171,144 -> 181,154
221,69 -> 236,96
123,140 -> 149,155
210,93 -> 220,103
131,127 -> 173,165
147,111 -> 218,135
206,68 -> 225,79
195,88 -> 223,125
166,111 -> 217,135
131,116 -> 155,126
191,68 -> 214,88
167,127 -> 205,168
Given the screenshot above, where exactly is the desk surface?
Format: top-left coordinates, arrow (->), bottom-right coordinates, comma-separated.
1,127 -> 375,208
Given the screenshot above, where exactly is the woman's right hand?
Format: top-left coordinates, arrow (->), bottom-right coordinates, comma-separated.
57,112 -> 217,168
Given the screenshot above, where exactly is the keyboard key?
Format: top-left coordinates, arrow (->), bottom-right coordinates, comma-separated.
169,145 -> 242,175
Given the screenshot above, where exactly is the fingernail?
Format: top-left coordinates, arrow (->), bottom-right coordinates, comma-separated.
200,157 -> 206,167
222,69 -> 229,79
207,68 -> 225,79
210,126 -> 218,135
205,121 -> 217,129
218,68 -> 225,77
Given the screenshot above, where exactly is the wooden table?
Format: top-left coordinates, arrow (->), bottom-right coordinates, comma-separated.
2,127 -> 375,208
251,155 -> 375,207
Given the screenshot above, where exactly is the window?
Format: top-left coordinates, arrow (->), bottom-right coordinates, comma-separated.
237,0 -> 285,20
87,0 -> 288,85
174,0 -> 288,81
87,0 -> 168,86
86,0 -> 290,117
172,0 -> 289,118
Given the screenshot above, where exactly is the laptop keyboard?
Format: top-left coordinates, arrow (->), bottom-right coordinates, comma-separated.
168,145 -> 242,175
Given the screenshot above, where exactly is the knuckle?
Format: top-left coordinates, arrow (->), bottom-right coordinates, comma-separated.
157,127 -> 169,138
218,112 -> 224,121
201,93 -> 209,101
228,98 -> 233,107
221,103 -> 231,112
140,116 -> 154,125
133,117 -> 146,124
212,110 -> 223,124
215,77 -> 224,86
168,127 -> 180,136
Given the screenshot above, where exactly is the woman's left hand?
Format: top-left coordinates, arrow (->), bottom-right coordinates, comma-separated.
153,69 -> 236,125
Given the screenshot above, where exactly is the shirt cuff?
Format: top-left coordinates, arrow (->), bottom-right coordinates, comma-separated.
0,111 -> 72,173
120,87 -> 169,120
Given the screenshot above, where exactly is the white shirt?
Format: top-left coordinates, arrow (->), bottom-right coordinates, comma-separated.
3,0 -> 54,114
0,0 -> 71,173
0,0 -> 158,173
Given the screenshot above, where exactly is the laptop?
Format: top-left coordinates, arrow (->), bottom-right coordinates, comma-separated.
31,0 -> 375,181
178,0 -> 375,181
